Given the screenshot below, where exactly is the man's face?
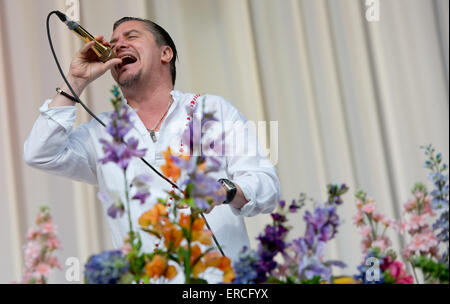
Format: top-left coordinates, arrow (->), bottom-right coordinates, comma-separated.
109,21 -> 161,88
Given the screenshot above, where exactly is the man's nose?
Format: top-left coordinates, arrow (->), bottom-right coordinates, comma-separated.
113,40 -> 129,52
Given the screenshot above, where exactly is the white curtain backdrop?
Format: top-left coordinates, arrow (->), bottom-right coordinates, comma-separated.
0,0 -> 448,283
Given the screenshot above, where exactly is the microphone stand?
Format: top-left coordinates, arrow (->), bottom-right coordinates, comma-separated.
46,11 -> 225,257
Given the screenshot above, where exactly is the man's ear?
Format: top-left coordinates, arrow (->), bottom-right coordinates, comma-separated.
161,46 -> 173,64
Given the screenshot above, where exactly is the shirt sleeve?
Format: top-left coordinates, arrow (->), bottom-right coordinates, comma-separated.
214,96 -> 281,217
23,99 -> 98,185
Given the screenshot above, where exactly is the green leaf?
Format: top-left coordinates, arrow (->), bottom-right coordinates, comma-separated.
187,277 -> 208,284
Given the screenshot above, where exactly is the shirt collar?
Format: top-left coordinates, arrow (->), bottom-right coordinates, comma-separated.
121,90 -> 185,136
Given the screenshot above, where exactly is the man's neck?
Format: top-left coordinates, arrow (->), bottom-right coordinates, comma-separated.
121,80 -> 174,114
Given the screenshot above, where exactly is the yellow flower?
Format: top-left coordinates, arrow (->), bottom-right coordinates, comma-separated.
333,276 -> 357,284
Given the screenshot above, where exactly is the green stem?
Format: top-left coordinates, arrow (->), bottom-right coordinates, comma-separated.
123,170 -> 134,243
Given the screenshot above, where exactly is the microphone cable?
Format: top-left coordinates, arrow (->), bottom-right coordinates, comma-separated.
46,11 -> 225,257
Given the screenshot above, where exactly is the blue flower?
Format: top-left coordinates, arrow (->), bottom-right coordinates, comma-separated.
232,247 -> 260,284
84,250 -> 129,284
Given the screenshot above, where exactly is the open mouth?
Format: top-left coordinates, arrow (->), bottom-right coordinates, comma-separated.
118,55 -> 137,70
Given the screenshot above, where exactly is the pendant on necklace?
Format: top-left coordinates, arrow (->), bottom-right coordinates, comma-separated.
150,130 -> 157,143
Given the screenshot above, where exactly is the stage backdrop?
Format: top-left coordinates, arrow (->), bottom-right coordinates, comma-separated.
0,0 -> 448,283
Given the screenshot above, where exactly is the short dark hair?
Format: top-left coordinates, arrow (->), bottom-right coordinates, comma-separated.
113,17 -> 178,85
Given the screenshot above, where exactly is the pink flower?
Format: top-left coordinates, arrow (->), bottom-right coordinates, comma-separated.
381,218 -> 393,228
46,237 -> 62,250
361,203 -> 376,214
36,263 -> 51,276
26,228 -> 40,241
387,260 -> 414,284
394,220 -> 408,234
372,237 -> 390,253
352,212 -> 364,226
361,237 -> 372,254
121,243 -> 132,255
373,212 -> 384,223
396,276 -> 414,284
414,191 -> 424,200
41,222 -> 56,234
24,242 -> 40,262
47,256 -> 62,270
355,200 -> 363,209
359,226 -> 372,237
407,214 -> 427,232
403,199 -> 417,213
407,231 -> 439,253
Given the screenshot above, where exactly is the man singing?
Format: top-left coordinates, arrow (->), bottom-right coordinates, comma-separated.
24,17 -> 281,276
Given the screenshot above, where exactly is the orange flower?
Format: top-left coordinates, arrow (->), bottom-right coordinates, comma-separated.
179,213 -> 191,229
192,217 -> 205,231
216,256 -> 235,282
192,230 -> 212,245
192,261 -> 206,278
138,203 -> 168,228
217,256 -> 232,272
160,147 -> 189,182
145,255 -> 166,278
204,251 -> 222,268
190,244 -> 202,265
165,265 -> 177,280
162,224 -> 183,249
222,267 -> 235,283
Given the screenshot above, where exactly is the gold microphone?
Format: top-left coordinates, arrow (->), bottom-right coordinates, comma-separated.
55,11 -> 115,62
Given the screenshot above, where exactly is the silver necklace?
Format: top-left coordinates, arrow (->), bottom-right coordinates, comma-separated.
146,99 -> 173,143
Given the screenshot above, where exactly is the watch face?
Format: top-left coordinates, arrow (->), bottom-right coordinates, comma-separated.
219,179 -> 237,204
220,179 -> 234,189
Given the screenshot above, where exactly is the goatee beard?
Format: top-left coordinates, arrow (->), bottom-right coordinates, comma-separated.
118,70 -> 142,88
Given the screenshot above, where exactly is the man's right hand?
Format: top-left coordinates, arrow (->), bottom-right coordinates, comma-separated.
67,35 -> 122,93
50,35 -> 122,108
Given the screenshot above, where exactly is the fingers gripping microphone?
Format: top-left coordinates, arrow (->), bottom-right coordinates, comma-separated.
54,11 -> 115,62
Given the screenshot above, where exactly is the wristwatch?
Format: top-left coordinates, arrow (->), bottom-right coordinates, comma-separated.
218,178 -> 237,204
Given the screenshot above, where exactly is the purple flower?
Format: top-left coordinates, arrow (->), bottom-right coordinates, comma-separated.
303,205 -> 340,245
106,106 -> 133,141
130,174 -> 151,205
98,191 -> 125,219
170,154 -> 225,211
292,238 -> 345,282
99,137 -> 147,170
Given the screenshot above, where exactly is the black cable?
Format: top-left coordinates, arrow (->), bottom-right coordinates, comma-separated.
46,11 -> 225,257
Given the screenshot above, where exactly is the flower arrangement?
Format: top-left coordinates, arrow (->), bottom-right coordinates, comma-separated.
18,86 -> 448,285
15,205 -> 62,284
